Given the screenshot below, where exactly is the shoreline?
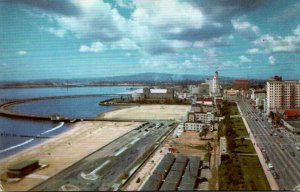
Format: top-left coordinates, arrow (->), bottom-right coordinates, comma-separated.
0,120 -> 141,191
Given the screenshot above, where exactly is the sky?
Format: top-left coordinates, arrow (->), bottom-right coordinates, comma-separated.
0,0 -> 300,81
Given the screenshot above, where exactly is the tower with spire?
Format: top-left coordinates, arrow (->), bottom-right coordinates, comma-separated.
209,71 -> 222,97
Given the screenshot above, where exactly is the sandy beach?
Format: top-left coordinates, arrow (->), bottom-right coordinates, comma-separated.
99,104 -> 190,121
0,121 -> 141,191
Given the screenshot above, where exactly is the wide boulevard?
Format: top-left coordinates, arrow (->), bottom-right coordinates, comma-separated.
237,98 -> 300,190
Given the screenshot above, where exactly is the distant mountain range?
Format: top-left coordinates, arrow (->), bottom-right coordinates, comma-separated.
0,72 -> 265,87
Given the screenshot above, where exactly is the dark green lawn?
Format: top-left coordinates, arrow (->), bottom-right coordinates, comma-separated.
232,117 -> 249,137
234,140 -> 256,154
238,156 -> 270,190
229,105 -> 239,115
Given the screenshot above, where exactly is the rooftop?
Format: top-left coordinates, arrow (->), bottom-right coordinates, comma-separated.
283,109 -> 300,118
150,89 -> 167,93
8,159 -> 39,171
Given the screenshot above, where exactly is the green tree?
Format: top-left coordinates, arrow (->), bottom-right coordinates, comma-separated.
199,125 -> 210,139
240,137 -> 245,145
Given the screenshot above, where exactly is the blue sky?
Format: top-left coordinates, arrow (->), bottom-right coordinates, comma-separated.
0,0 -> 300,81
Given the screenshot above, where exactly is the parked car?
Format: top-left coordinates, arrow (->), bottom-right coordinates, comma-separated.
290,151 -> 295,157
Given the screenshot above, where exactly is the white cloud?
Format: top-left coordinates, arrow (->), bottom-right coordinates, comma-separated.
269,56 -> 276,65
222,61 -> 240,68
294,25 -> 300,36
47,27 -> 66,38
192,55 -> 202,62
56,0 -> 126,41
79,41 -> 104,53
254,25 -> 300,53
193,36 -> 230,48
111,38 -> 139,50
17,50 -> 27,55
23,0 -> 265,55
239,55 -> 251,63
231,18 -> 260,35
246,48 -> 262,54
115,0 -> 134,9
203,48 -> 219,57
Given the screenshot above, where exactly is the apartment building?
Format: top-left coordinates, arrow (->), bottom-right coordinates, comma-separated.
266,77 -> 300,113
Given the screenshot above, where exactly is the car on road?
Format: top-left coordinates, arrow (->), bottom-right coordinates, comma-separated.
274,133 -> 278,136
296,145 -> 300,151
290,151 -> 295,157
272,171 -> 280,179
268,162 -> 274,170
280,145 -> 284,150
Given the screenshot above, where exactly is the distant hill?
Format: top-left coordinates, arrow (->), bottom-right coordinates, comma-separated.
0,72 -> 265,88
0,73 -> 211,84
92,73 -> 211,82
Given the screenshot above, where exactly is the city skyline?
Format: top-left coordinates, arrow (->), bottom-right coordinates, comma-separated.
1,0 -> 300,81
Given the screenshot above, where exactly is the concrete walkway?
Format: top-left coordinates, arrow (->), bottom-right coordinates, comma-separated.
236,104 -> 279,190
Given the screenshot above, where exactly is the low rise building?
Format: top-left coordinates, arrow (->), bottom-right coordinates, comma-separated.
251,89 -> 266,100
184,122 -> 208,132
282,120 -> 300,134
132,87 -> 175,102
223,88 -> 240,101
283,109 -> 300,120
7,160 -> 40,178
185,111 -> 214,131
195,112 -> 214,124
195,97 -> 214,106
233,79 -> 249,91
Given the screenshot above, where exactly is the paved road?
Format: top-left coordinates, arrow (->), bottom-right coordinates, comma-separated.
32,121 -> 175,191
237,98 -> 300,190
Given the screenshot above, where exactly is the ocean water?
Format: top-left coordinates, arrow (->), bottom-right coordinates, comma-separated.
10,96 -> 113,118
0,86 -> 142,158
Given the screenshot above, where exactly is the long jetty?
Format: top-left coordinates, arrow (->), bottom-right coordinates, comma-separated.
0,94 -> 139,122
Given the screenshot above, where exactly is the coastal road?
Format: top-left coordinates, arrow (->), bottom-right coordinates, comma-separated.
237,98 -> 300,190
31,121 -> 176,191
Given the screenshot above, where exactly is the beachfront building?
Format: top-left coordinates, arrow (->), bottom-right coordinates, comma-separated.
266,77 -> 300,113
132,87 -> 175,102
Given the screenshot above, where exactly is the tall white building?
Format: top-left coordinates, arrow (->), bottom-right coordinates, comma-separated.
209,71 -> 222,97
266,78 -> 300,113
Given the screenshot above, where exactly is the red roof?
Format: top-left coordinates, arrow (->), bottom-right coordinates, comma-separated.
234,79 -> 249,83
197,98 -> 213,102
284,109 -> 300,117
